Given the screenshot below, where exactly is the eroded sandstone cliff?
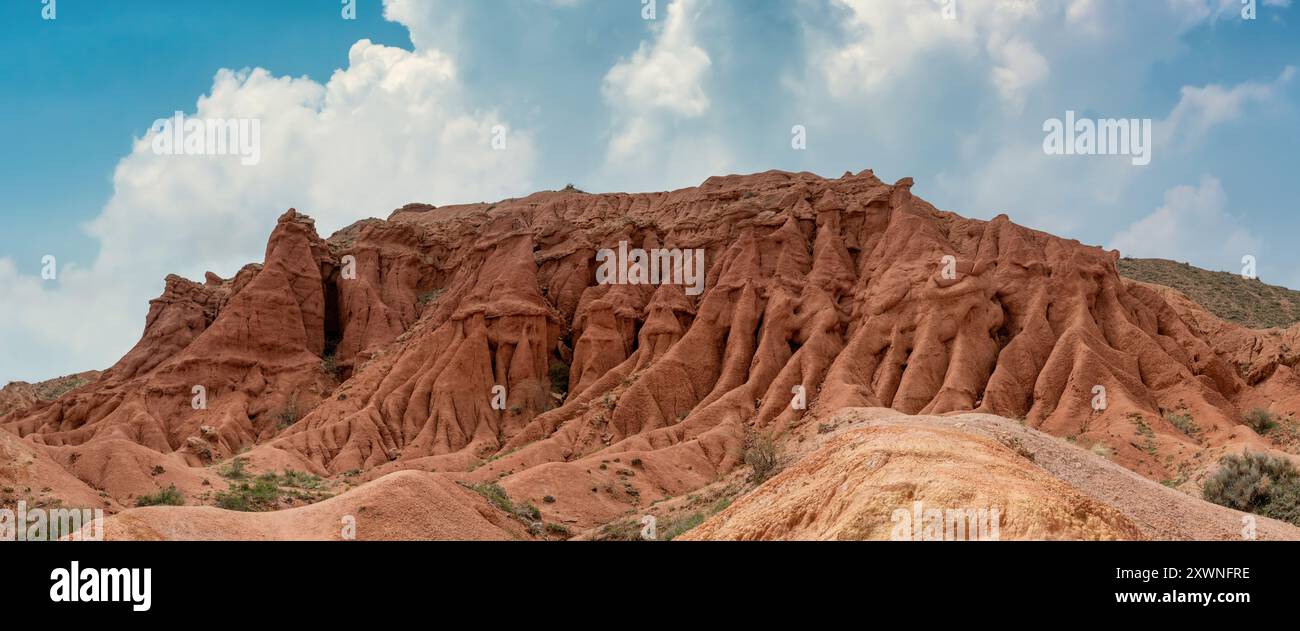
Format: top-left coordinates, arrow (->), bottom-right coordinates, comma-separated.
5,169 -> 1296,539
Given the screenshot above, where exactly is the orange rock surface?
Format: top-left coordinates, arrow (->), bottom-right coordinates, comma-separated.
5,169 -> 1297,539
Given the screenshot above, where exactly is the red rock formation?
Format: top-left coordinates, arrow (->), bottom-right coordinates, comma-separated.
3,170 -> 1294,535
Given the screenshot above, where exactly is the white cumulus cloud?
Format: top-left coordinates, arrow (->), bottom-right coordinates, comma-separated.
598,0 -> 731,191
1109,176 -> 1261,273
0,8 -> 536,384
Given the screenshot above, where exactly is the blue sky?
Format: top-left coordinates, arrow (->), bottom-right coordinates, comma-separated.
0,0 -> 1297,384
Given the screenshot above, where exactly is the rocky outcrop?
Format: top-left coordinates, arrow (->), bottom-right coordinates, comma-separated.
3,169 -> 1294,535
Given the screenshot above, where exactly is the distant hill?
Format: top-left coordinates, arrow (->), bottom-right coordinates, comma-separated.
0,371 -> 100,417
1118,258 -> 1300,329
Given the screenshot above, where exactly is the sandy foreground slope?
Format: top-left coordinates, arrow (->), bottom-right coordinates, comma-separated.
83,407 -> 1299,541
86,471 -> 530,541
685,408 -> 1300,541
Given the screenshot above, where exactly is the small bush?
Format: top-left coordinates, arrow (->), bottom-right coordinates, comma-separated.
276,398 -> 300,430
215,475 -> 281,512
1164,410 -> 1198,436
1202,450 -> 1300,525
548,361 -> 570,396
418,288 -> 446,306
470,483 -> 516,513
595,519 -> 643,541
218,457 -> 249,480
542,495 -> 556,504
469,483 -> 545,524
1090,442 -> 1114,459
743,433 -> 780,484
661,513 -> 706,541
279,470 -> 324,490
1244,408 -> 1278,434
321,353 -> 340,379
517,502 -> 541,521
135,485 -> 184,507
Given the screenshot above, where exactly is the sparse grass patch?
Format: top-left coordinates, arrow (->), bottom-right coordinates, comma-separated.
418,288 -> 446,306
279,469 -> 325,490
135,485 -> 184,507
34,374 -> 95,401
997,434 -> 1034,461
468,482 -> 541,524
1130,413 -> 1157,456
660,513 -> 705,540
1118,258 -> 1300,329
213,470 -> 331,512
275,398 -> 300,430
1164,410 -> 1198,437
1090,442 -> 1114,459
595,519 -> 642,541
595,495 -> 734,541
215,475 -> 280,512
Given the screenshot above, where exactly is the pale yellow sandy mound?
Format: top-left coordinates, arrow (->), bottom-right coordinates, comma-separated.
96,471 -> 529,541
684,409 -> 1300,541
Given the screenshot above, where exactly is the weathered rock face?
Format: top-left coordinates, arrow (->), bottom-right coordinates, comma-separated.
1,169 -> 1290,525
1,211 -> 339,500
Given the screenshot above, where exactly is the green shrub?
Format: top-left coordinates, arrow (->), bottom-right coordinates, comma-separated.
1202,451 -> 1300,525
276,398 -> 301,430
743,433 -> 780,484
517,502 -> 541,521
470,483 -> 516,514
135,485 -> 184,507
279,470 -> 324,490
1244,408 -> 1278,434
661,513 -> 706,541
218,457 -> 249,480
213,470 -> 330,511
468,482 -> 546,524
215,475 -> 282,512
548,361 -> 570,396
418,288 -> 446,306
